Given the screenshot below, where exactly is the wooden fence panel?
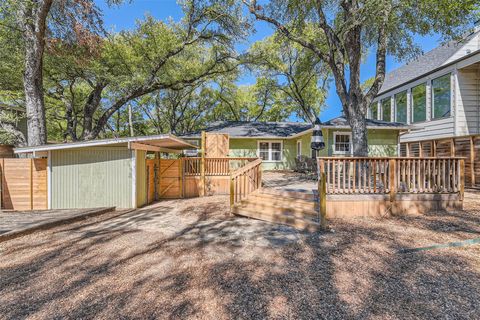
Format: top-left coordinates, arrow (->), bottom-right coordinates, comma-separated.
1,158 -> 47,210
205,133 -> 229,158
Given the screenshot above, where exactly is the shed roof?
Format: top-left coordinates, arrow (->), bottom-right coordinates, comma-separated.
14,134 -> 197,154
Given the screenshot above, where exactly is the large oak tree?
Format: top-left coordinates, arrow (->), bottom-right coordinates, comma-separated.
245,0 -> 479,155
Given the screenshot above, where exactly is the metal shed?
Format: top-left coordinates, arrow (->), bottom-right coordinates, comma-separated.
13,135 -> 196,209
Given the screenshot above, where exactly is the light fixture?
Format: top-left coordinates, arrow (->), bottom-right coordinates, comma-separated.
310,117 -> 325,151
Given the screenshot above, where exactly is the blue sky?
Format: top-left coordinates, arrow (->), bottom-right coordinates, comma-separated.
97,0 -> 444,122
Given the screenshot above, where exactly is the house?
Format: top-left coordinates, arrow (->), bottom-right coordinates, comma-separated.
10,135 -> 196,210
182,118 -> 409,170
370,28 -> 480,187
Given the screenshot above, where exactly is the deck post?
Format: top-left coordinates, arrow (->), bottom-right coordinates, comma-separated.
460,159 -> 465,201
229,174 -> 234,213
200,131 -> 206,197
319,172 -> 327,229
389,159 -> 396,202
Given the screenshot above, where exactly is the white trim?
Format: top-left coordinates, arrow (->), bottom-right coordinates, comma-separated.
296,140 -> 302,158
47,151 -> 52,209
257,140 -> 284,162
332,131 -> 353,155
131,150 -> 137,209
14,134 -> 197,154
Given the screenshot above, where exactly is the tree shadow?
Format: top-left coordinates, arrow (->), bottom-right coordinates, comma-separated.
1,195 -> 479,318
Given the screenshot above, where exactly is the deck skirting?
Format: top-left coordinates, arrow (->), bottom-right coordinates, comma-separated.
326,193 -> 463,218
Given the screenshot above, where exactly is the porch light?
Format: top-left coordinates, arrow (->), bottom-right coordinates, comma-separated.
310,117 -> 325,150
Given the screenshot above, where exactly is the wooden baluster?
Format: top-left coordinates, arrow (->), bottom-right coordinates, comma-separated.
352,159 -> 356,193
332,160 -> 336,193
337,160 -> 341,194
373,160 -> 377,193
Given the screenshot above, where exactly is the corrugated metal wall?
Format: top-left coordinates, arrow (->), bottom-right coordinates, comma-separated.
51,147 -> 133,209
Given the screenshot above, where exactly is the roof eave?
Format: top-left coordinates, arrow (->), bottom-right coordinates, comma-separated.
14,134 -> 198,154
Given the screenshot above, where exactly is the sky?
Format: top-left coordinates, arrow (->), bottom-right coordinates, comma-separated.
97,0 -> 444,122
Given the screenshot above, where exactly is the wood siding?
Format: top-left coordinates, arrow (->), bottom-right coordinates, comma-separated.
51,147 -> 133,209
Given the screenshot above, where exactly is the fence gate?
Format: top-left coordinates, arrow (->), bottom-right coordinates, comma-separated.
159,159 -> 182,199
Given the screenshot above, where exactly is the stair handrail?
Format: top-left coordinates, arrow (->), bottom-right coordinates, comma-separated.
230,158 -> 262,210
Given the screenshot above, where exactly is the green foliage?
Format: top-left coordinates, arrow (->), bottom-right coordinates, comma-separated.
247,34 -> 329,121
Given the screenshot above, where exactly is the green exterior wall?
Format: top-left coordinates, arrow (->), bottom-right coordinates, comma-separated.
189,128 -> 398,171
136,150 -> 148,207
51,146 -> 133,209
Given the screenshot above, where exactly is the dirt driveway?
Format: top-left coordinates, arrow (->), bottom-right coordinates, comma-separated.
1,193 -> 480,319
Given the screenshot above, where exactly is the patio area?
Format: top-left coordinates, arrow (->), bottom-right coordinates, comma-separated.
262,171 -> 317,193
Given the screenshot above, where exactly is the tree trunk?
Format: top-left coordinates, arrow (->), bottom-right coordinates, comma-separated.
21,0 -> 53,146
349,114 -> 368,157
128,104 -> 134,137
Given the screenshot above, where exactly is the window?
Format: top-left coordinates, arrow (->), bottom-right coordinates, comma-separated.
371,104 -> 378,120
411,83 -> 427,123
296,140 -> 302,159
395,91 -> 407,123
381,98 -> 391,122
333,132 -> 351,154
432,74 -> 451,119
258,141 -> 283,162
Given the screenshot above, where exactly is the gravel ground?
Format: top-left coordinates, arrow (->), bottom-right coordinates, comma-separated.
1,192 -> 480,319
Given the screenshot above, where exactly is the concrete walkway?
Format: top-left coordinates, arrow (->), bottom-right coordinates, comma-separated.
0,207 -> 117,242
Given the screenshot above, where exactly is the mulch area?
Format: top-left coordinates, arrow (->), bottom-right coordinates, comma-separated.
0,192 -> 479,319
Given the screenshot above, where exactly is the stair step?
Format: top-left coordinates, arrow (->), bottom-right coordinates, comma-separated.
260,188 -> 317,201
232,206 -> 320,232
239,199 -> 318,218
248,193 -> 317,211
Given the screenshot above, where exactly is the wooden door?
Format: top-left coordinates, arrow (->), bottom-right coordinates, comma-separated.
159,159 -> 182,199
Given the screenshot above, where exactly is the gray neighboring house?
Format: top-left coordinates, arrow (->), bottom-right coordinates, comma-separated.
370,28 -> 480,187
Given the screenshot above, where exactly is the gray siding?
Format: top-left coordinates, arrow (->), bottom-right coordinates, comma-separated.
456,65 -> 480,136
51,147 -> 133,209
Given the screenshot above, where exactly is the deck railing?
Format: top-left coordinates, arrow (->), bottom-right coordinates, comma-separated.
230,158 -> 262,208
183,157 -> 257,176
317,157 -> 465,197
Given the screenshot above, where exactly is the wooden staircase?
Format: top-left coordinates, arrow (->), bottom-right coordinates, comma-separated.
231,188 -> 321,232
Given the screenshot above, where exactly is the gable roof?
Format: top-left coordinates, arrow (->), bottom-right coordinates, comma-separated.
182,118 -> 409,139
321,116 -> 409,130
378,31 -> 480,95
182,121 -> 313,138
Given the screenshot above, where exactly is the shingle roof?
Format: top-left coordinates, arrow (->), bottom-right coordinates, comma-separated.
182,118 -> 409,139
182,121 -> 313,138
378,36 -> 472,95
322,116 -> 409,129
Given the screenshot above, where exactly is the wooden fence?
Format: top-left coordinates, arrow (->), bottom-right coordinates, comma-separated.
0,158 -> 48,210
230,158 -> 262,208
400,135 -> 479,188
